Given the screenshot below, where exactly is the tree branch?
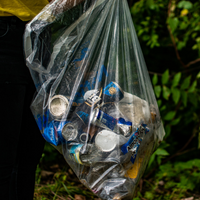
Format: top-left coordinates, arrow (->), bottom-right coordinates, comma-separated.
148,65 -> 200,77
148,71 -> 163,76
167,0 -> 186,68
182,65 -> 200,73
185,58 -> 200,68
168,0 -> 172,15
167,26 -> 186,68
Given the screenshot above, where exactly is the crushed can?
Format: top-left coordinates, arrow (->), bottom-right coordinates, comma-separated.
43,120 -> 69,146
121,124 -> 149,163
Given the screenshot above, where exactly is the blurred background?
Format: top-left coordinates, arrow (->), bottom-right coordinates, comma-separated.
34,0 -> 200,199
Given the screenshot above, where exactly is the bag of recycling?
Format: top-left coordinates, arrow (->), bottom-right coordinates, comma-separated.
24,0 -> 165,199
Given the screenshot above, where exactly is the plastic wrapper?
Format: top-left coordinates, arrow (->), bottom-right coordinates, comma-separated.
24,0 -> 165,199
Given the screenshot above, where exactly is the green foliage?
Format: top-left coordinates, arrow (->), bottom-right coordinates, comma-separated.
131,0 -> 200,60
154,85 -> 162,98
177,1 -> 193,10
162,70 -> 169,85
156,159 -> 200,191
168,17 -> 179,33
162,86 -> 171,100
171,87 -> 180,104
143,68 -> 200,199
181,75 -> 191,90
172,72 -> 181,87
152,74 -> 158,85
138,159 -> 200,200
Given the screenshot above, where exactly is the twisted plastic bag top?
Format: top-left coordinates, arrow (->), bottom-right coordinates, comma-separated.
24,0 -> 165,199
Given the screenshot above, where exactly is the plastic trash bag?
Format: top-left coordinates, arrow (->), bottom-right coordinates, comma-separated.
24,0 -> 165,199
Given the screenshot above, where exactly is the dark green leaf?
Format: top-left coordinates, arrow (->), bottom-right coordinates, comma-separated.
142,35 -> 150,41
158,163 -> 175,178
155,148 -> 169,156
164,181 -> 177,189
197,71 -> 200,79
144,191 -> 154,200
133,198 -> 141,200
172,72 -> 181,87
147,152 -> 156,169
160,105 -> 166,111
168,17 -> 179,32
177,1 -> 193,9
188,93 -> 198,107
170,117 -> 181,126
165,125 -> 171,138
164,111 -> 176,121
174,161 -> 192,170
179,21 -> 188,30
157,156 -> 162,165
163,86 -> 171,100
162,69 -> 169,85
187,159 -> 200,168
181,91 -> 188,107
157,99 -> 162,107
158,141 -> 170,149
177,41 -> 186,50
181,75 -> 191,90
178,175 -> 196,190
152,74 -> 158,85
146,0 -> 155,9
188,80 -> 197,93
154,85 -> 162,98
172,88 -> 181,104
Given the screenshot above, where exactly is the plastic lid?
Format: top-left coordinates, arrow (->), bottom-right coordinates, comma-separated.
95,130 -> 118,152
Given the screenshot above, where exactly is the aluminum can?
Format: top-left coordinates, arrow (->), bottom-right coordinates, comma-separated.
76,110 -> 90,124
70,90 -> 102,126
68,111 -> 101,141
90,108 -> 117,130
117,117 -> 132,137
82,89 -> 102,108
76,81 -> 124,110
84,89 -> 98,100
73,81 -> 124,124
62,120 -> 90,143
49,95 -> 69,119
100,102 -> 117,116
43,120 -> 68,146
121,124 -> 149,163
79,142 -> 112,166
62,122 -> 78,141
68,143 -> 84,164
65,91 -> 103,141
90,109 -> 132,136
95,130 -> 119,152
102,82 -> 124,103
64,82 -> 125,143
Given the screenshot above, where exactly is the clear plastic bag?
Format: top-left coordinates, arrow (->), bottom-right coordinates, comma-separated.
24,0 -> 165,199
